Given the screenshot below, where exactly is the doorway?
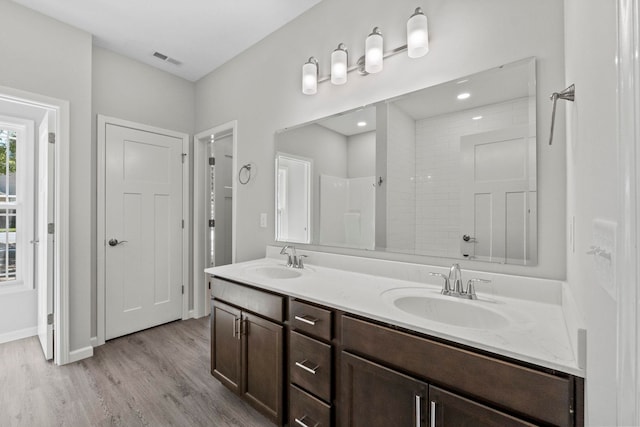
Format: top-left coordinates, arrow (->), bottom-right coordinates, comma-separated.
0,86 -> 69,365
97,116 -> 190,344
193,121 -> 237,318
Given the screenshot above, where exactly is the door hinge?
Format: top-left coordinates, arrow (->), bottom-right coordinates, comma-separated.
209,219 -> 215,228
47,313 -> 54,325
48,223 -> 54,234
48,132 -> 55,144
208,281 -> 211,290
209,157 -> 215,166
181,153 -> 187,163
181,219 -> 185,229
181,285 -> 184,295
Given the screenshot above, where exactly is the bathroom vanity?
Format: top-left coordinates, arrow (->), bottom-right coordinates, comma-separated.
207,253 -> 584,427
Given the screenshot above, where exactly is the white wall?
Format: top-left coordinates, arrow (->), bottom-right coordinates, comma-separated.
195,0 -> 566,279
0,0 -> 93,353
564,0 -> 618,424
91,46 -> 195,337
347,131 -> 375,178
415,97 -> 531,258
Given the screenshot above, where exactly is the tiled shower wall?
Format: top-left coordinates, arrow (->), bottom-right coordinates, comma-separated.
386,103 -> 416,252
384,97 -> 531,257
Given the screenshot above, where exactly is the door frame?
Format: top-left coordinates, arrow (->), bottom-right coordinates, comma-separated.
193,121 -> 237,318
96,115 -> 190,346
0,85 -> 70,365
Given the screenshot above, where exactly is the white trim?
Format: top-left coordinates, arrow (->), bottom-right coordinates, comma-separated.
68,345 -> 93,364
0,326 -> 37,344
89,336 -> 98,347
0,85 -> 70,366
616,0 -> 640,424
96,115 -> 190,346
193,121 -> 237,319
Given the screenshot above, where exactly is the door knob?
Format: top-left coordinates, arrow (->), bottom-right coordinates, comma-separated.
108,238 -> 128,247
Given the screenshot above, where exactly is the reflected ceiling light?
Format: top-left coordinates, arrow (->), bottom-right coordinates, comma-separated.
472,115 -> 483,120
365,27 -> 384,73
456,79 -> 469,84
357,121 -> 367,127
331,43 -> 348,85
457,92 -> 471,100
302,57 -> 319,95
407,7 -> 429,58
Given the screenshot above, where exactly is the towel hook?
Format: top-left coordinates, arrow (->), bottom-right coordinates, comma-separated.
548,84 -> 575,145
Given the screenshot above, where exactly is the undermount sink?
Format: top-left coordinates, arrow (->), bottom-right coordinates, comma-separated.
382,288 -> 510,329
247,265 -> 303,279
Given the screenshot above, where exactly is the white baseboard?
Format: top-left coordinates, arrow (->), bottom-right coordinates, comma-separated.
89,336 -> 98,347
0,326 -> 37,344
68,345 -> 93,363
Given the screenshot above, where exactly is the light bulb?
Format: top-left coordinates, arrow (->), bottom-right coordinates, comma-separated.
407,7 -> 429,58
365,27 -> 383,74
302,57 -> 318,95
331,44 -> 348,85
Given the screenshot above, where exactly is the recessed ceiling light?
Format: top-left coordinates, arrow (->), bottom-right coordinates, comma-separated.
472,115 -> 483,120
457,92 -> 471,100
357,121 -> 367,127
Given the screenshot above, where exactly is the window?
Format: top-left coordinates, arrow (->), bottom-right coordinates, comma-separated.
0,127 -> 17,282
0,119 -> 33,289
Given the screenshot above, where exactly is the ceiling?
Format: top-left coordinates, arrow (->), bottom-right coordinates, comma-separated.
11,0 -> 322,82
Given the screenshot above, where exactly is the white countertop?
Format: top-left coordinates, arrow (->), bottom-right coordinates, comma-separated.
205,256 -> 583,377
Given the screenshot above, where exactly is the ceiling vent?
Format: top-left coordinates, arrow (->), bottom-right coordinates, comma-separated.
152,51 -> 182,66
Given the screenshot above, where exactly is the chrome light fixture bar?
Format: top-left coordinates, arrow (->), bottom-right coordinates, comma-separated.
302,6 -> 430,95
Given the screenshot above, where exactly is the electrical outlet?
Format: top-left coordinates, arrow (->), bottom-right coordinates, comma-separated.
260,213 -> 267,228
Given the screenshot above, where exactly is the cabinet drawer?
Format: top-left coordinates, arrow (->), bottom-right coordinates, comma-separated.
290,384 -> 331,427
342,316 -> 572,427
211,277 -> 284,322
290,299 -> 332,341
290,331 -> 332,402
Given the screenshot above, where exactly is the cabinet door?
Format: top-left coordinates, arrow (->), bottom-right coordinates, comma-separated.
243,312 -> 284,425
429,386 -> 537,427
211,300 -> 242,394
340,352 -> 428,427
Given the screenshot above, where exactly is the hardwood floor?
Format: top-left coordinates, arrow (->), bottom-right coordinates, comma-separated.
0,317 -> 274,427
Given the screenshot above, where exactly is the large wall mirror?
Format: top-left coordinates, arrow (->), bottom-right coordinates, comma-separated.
275,57 -> 537,265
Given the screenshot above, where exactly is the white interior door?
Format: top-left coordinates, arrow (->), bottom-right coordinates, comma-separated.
36,111 -> 54,360
105,124 -> 183,340
460,126 -> 536,264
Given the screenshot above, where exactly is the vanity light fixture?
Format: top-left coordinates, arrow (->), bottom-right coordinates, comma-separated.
301,6 -> 430,94
407,7 -> 429,58
365,27 -> 384,73
302,57 -> 319,95
331,43 -> 349,85
457,92 -> 471,100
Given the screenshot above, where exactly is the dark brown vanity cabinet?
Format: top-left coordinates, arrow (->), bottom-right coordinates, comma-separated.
288,299 -> 335,427
211,278 -> 285,425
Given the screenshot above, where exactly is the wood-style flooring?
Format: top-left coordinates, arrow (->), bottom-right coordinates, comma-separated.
0,317 -> 273,427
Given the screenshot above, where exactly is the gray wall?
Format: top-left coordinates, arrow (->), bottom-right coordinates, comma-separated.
91,46 -> 195,337
0,0 -> 93,352
195,0 -> 566,279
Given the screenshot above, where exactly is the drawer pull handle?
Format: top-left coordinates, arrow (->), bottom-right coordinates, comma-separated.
295,359 -> 319,375
294,415 -> 318,427
294,315 -> 319,326
430,401 -> 436,427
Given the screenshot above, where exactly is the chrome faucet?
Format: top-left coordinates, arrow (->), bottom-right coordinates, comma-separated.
429,264 -> 491,300
279,245 -> 307,269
